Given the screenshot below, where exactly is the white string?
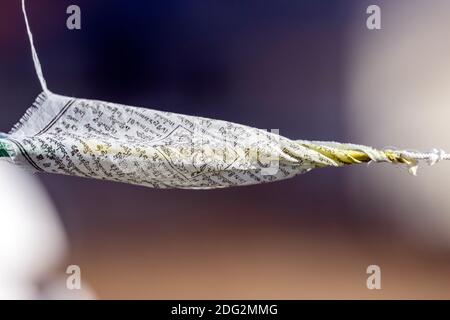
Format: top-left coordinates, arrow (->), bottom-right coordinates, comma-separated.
21,0 -> 48,93
400,149 -> 450,164
389,149 -> 449,175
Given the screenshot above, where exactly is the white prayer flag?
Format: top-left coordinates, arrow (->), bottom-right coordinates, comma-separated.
0,1 -> 447,190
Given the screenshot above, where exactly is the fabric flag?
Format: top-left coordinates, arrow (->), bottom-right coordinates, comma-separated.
0,1 -> 448,190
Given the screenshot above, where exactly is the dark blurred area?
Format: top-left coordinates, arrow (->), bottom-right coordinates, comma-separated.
1,0 -> 449,299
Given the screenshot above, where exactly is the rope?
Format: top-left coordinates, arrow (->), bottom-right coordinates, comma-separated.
21,0 -> 48,93
299,140 -> 449,175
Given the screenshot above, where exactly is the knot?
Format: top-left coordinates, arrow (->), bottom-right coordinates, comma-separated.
427,148 -> 446,166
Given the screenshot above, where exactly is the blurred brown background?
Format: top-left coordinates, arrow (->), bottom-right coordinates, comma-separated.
0,0 -> 449,299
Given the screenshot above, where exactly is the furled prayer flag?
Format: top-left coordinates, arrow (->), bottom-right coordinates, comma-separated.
0,1 -> 448,190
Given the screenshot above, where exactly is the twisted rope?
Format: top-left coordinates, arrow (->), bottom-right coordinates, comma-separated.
300,140 -> 449,175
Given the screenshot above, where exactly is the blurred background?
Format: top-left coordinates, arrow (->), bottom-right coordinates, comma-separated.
0,0 -> 449,299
